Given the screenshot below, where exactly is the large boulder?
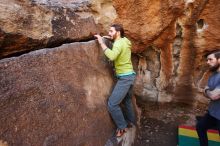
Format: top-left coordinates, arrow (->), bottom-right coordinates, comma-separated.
0,40 -> 115,146
0,0 -> 100,59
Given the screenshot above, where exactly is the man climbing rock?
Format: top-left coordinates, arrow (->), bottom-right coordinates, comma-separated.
196,50 -> 220,146
94,24 -> 136,137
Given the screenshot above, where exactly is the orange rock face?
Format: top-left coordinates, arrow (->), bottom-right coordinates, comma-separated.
113,0 -> 220,103
113,0 -> 184,51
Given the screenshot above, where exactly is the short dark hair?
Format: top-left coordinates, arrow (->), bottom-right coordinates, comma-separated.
111,24 -> 125,38
215,51 -> 220,59
204,50 -> 220,59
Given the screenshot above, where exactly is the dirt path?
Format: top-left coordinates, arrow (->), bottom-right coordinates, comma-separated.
134,102 -> 207,146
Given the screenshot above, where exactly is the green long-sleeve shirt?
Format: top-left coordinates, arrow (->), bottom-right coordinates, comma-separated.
104,37 -> 134,76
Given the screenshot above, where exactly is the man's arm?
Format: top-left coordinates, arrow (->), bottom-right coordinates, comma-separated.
94,34 -> 121,61
204,88 -> 220,100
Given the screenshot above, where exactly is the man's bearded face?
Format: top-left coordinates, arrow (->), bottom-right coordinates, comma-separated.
108,27 -> 118,41
207,54 -> 219,72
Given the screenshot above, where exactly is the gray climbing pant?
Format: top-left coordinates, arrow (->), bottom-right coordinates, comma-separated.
107,74 -> 136,129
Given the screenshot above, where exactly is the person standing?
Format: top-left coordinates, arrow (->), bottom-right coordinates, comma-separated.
196,50 -> 220,146
94,24 -> 136,137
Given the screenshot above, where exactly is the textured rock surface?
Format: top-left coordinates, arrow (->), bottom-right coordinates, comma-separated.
0,40 -> 115,146
0,0 -> 100,59
113,0 -> 184,52
112,0 -> 220,103
90,0 -> 117,31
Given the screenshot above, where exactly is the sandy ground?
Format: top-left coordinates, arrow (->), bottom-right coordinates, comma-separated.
134,101 -> 207,146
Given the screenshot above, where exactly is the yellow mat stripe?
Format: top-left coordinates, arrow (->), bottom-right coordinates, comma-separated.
179,128 -> 198,138
208,133 -> 220,142
179,127 -> 220,142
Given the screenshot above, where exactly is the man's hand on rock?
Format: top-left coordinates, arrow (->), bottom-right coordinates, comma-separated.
94,34 -> 108,51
